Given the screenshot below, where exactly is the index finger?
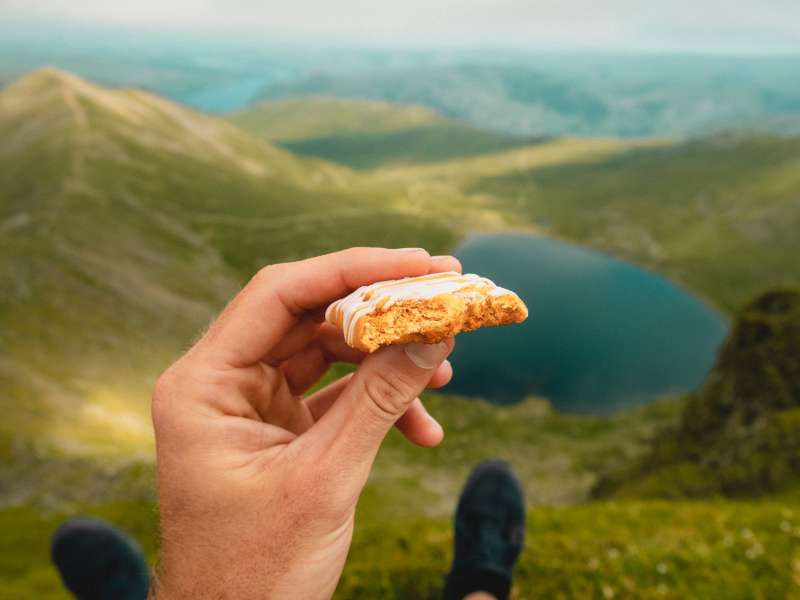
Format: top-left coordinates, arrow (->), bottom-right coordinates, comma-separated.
198,247 -> 454,368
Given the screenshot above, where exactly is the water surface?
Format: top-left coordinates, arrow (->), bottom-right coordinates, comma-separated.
446,234 -> 728,413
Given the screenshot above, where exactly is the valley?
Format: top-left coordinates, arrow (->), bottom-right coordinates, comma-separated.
1,68 -> 799,598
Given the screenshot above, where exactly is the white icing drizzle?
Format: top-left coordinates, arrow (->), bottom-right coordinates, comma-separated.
325,271 -> 515,347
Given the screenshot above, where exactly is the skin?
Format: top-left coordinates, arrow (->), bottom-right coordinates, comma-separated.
151,247 -> 462,599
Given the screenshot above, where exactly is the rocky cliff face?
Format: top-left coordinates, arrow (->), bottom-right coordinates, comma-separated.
595,289 -> 800,498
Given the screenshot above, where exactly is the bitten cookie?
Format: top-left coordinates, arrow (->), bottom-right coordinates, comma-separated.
325,271 -> 528,353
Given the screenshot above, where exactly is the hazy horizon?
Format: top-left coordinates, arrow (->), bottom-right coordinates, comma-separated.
2,0 -> 800,54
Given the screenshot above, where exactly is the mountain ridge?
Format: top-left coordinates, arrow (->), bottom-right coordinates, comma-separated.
230,95 -> 447,141
255,60 -> 800,138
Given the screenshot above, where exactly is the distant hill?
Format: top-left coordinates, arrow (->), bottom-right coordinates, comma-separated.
230,96 -> 537,168
258,64 -> 606,138
463,133 -> 800,312
258,59 -> 800,138
337,128 -> 800,313
230,96 -> 445,141
594,289 -> 800,498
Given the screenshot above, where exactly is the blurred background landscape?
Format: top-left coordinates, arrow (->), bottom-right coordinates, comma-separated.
1,1 -> 799,597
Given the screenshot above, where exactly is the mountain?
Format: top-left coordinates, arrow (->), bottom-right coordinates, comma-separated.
3,67 -> 800,599
230,96 -> 537,168
257,58 -> 800,137
0,68 -> 458,454
594,289 -> 800,498
4,68 -> 800,462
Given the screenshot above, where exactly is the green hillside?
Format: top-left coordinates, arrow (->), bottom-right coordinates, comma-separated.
373,133 -> 800,313
233,96 -> 800,313
0,68 -> 457,454
466,134 -> 800,312
231,96 -> 536,168
230,96 -> 446,141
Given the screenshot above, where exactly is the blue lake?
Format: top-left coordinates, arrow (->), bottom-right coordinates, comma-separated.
445,234 -> 728,414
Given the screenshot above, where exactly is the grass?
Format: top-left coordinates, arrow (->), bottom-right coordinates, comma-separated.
3,497 -> 799,599
0,388 -> 694,598
8,392 -> 778,598
344,498 -> 800,599
0,502 -> 158,600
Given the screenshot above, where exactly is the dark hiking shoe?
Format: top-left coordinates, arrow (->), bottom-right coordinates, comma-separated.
443,459 -> 526,600
51,517 -> 150,600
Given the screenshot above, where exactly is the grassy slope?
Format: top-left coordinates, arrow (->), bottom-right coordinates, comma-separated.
230,96 -> 536,168
233,102 -> 800,315
0,69 -> 458,455
374,134 -> 800,313
4,499 -> 800,600
3,395 -> 800,599
229,96 -> 447,141
234,97 -> 800,312
473,134 -> 800,313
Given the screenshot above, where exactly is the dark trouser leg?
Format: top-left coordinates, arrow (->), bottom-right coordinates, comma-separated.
443,460 -> 525,600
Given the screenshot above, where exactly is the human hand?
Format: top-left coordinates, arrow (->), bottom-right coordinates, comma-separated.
150,248 -> 459,599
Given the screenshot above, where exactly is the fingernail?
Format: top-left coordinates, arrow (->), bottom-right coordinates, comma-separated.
395,247 -> 425,252
405,341 -> 449,369
431,255 -> 456,263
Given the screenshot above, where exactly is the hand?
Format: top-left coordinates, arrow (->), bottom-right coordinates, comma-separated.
150,248 -> 459,599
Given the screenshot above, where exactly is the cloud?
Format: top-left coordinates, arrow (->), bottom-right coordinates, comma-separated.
2,0 -> 799,51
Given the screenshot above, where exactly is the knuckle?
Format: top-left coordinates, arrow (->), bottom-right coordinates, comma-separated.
151,370 -> 173,415
151,364 -> 183,430
252,261 -> 298,290
361,370 -> 416,420
250,263 -> 284,287
342,246 -> 369,258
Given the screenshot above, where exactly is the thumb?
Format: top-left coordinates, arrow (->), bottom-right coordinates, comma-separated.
310,339 -> 453,474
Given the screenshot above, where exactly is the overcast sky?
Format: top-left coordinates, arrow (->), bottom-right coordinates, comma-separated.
3,0 -> 800,52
